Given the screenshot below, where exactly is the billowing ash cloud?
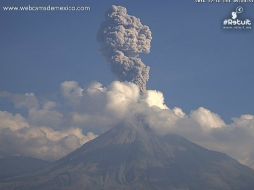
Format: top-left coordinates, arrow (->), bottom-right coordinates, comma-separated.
97,5 -> 152,93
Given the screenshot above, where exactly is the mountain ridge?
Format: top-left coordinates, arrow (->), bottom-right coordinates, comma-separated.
0,156 -> 49,181
1,123 -> 254,190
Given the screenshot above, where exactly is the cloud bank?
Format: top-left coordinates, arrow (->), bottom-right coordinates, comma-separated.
1,81 -> 254,169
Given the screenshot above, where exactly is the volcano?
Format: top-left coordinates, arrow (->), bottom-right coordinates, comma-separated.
1,122 -> 254,190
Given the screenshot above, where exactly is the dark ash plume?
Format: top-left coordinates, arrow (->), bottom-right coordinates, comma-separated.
97,5 -> 152,93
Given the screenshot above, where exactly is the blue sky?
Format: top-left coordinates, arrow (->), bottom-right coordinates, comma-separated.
0,0 -> 254,121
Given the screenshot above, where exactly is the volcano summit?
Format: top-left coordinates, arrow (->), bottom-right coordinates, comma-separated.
1,122 -> 254,190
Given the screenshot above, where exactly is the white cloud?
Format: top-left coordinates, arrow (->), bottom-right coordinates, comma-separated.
0,111 -> 29,131
28,101 -> 64,130
144,90 -> 168,110
1,81 -> 254,169
61,81 -> 83,106
105,81 -> 140,117
190,107 -> 226,129
0,111 -> 96,160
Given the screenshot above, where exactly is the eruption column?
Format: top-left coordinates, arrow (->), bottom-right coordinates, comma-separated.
98,5 -> 152,93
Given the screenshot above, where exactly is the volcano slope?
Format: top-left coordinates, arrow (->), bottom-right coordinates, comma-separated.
1,122 -> 254,190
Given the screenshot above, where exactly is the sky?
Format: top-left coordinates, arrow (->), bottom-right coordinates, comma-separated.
0,0 -> 254,167
0,0 -> 253,121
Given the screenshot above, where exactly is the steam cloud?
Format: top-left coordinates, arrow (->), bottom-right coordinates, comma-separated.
97,5 -> 152,93
1,82 -> 254,169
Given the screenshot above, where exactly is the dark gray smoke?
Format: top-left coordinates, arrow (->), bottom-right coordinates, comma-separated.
97,5 -> 152,93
